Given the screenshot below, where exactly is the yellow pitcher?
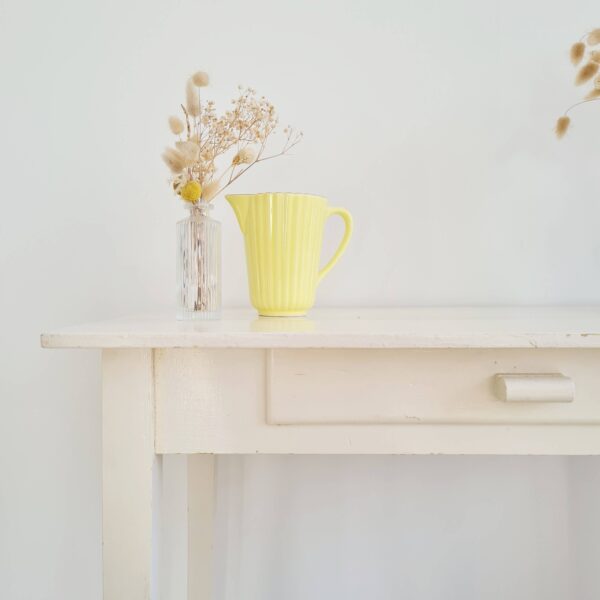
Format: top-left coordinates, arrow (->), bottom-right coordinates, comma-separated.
226,193 -> 353,316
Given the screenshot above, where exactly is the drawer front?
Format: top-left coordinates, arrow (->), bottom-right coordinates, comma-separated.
268,349 -> 600,425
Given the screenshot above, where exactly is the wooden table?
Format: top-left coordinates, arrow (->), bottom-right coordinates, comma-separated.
41,307 -> 600,599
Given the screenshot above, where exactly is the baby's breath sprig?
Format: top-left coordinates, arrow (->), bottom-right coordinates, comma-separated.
162,72 -> 302,204
556,28 -> 600,138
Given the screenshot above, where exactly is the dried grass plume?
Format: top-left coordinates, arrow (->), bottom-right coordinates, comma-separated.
168,116 -> 185,135
175,140 -> 200,165
588,29 -> 600,45
185,79 -> 200,117
201,180 -> 220,202
162,147 -> 186,173
232,146 -> 257,165
570,42 -> 585,65
575,61 -> 599,85
192,71 -> 209,87
585,88 -> 600,100
555,116 -> 571,139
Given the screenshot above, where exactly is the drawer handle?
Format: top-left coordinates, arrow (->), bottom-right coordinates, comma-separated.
494,373 -> 574,403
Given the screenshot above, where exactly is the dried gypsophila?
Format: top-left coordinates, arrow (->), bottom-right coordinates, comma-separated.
555,28 -> 600,138
162,71 -> 302,203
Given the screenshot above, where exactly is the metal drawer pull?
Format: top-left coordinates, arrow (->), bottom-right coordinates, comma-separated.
494,373 -> 574,403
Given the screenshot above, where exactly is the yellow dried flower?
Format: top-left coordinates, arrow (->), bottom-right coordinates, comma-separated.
587,28 -> 600,45
168,116 -> 185,135
555,116 -> 571,139
192,71 -> 210,87
180,180 -> 202,202
232,146 -> 257,165
570,42 -> 586,65
575,61 -> 599,85
162,147 -> 186,173
175,140 -> 200,165
202,180 -> 220,202
186,79 -> 200,117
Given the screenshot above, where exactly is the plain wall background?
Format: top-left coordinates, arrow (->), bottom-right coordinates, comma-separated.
2,0 -> 600,598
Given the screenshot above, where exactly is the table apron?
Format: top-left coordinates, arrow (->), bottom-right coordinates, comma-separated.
152,348 -> 600,455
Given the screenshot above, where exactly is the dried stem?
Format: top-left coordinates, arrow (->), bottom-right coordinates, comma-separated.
215,130 -> 302,197
565,97 -> 600,115
180,104 -> 191,139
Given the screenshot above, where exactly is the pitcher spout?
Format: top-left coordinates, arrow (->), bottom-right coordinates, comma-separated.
226,194 -> 250,234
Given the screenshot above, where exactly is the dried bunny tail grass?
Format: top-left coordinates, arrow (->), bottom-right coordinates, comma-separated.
232,146 -> 257,165
575,61 -> 599,85
590,51 -> 600,64
555,116 -> 571,139
175,140 -> 200,165
185,79 -> 200,117
587,28 -> 600,45
168,116 -> 185,135
570,42 -> 586,65
585,87 -> 600,100
595,76 -> 600,89
191,71 -> 209,87
201,180 -> 220,202
162,147 -> 187,173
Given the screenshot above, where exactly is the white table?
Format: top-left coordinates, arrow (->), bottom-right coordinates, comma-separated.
41,307 -> 600,600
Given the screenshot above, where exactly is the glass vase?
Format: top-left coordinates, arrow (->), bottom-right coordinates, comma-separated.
176,203 -> 221,320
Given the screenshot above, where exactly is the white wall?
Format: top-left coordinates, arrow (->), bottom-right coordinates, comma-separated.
214,456 -> 574,600
2,0 -> 600,598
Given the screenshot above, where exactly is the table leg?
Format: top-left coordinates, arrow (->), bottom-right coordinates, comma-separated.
187,455 -> 215,600
102,349 -> 159,600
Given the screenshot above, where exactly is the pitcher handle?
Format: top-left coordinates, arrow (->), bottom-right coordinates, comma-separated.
318,207 -> 353,284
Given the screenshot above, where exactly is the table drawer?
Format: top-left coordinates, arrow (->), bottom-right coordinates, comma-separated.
268,349 -> 600,425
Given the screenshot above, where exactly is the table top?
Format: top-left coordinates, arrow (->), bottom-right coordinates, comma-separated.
40,307 -> 600,349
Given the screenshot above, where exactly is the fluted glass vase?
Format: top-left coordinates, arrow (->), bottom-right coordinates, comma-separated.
176,203 -> 221,320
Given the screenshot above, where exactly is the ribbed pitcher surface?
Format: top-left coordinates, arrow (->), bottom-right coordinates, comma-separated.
227,192 -> 352,316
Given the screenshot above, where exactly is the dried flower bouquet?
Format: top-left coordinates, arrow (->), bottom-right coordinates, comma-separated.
162,71 -> 302,203
555,28 -> 600,138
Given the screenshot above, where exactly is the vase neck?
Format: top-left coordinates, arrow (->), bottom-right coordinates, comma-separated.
189,202 -> 212,219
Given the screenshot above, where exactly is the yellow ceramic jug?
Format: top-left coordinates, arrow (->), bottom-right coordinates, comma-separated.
226,192 -> 353,316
